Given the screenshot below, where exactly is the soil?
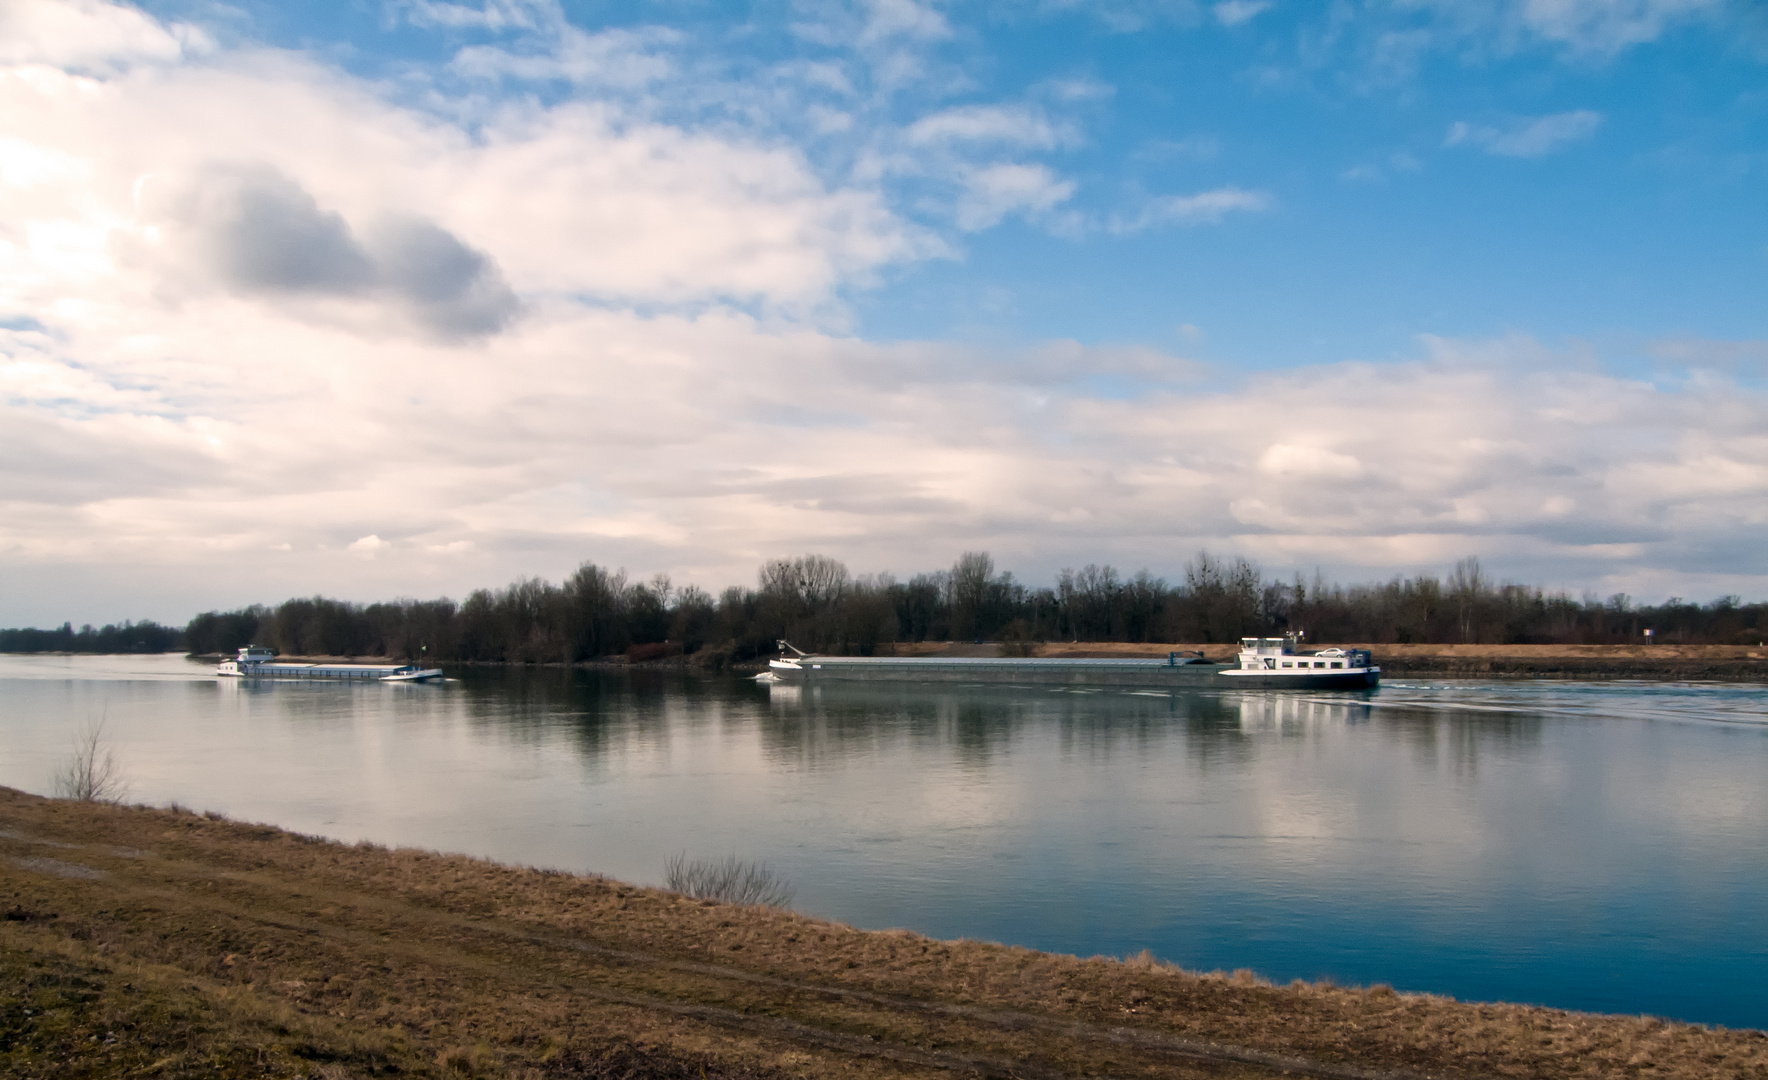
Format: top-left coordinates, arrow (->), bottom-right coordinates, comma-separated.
4,788 -> 1765,1080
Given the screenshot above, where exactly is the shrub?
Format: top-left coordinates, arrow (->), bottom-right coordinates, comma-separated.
55,720 -> 127,803
662,853 -> 794,908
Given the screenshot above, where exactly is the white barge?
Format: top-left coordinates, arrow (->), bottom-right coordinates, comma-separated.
1218,635 -> 1379,689
216,646 -> 444,683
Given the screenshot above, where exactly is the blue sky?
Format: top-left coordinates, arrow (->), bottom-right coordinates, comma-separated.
162,0 -> 1768,366
2,0 -> 1766,623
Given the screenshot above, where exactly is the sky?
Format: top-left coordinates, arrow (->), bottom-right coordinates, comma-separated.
1,0 -> 1766,626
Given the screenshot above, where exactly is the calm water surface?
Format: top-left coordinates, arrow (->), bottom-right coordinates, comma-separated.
3,654 -> 1766,1028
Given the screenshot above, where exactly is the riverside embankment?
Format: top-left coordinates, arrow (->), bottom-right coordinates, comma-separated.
198,642 -> 1768,680
5,787 -> 1765,1080
991,642 -> 1768,681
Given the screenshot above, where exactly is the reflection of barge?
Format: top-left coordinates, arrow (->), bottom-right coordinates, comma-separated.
1219,636 -> 1379,689
767,637 -> 1378,691
216,646 -> 444,683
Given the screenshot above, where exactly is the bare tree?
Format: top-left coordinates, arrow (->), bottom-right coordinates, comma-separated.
1449,556 -> 1486,643
949,551 -> 995,639
55,719 -> 127,803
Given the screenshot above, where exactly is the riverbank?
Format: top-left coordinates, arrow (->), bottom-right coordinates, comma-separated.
5,788 -> 1763,1080
888,641 -> 1768,681
185,642 -> 1768,680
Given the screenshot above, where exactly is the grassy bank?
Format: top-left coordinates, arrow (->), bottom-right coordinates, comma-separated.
4,789 -> 1765,1079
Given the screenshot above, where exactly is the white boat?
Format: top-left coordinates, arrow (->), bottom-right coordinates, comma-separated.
215,646 -> 444,683
1217,635 -> 1379,689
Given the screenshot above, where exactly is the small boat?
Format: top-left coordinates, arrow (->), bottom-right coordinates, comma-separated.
1217,635 -> 1379,689
215,646 -> 444,683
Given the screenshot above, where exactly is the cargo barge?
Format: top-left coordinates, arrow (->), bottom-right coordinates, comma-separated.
216,646 -> 444,683
1219,636 -> 1380,689
767,635 -> 1378,690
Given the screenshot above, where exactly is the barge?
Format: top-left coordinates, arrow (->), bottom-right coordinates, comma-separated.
1219,636 -> 1380,689
766,635 -> 1378,691
216,646 -> 444,683
767,650 -> 1222,689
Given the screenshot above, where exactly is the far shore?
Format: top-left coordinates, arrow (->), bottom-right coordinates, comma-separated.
11,643 -> 1763,680
168,640 -> 1768,680
4,786 -> 1763,1079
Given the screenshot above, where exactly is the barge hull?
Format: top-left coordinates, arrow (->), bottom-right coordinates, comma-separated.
774,657 -> 1225,689
1217,670 -> 1379,690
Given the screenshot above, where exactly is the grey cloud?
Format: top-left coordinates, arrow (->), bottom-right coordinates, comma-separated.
191,166 -> 374,293
1521,519 -> 1673,546
174,164 -> 519,340
368,217 -> 521,338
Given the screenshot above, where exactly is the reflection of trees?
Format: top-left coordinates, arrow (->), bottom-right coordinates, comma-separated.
753,684 -> 1028,770
447,667 -> 755,767
422,672 -> 1551,794
1367,704 -> 1545,779
1443,710 -> 1544,778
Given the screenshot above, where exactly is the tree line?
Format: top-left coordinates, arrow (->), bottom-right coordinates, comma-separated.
0,620 -> 185,654
156,553 -> 1767,665
8,554 -> 1762,660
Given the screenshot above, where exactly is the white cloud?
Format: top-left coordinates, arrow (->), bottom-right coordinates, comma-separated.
1111,186 -> 1271,232
451,24 -> 677,87
9,260 -> 1768,616
1257,444 -> 1365,479
1514,0 -> 1724,53
953,163 -> 1076,230
1403,0 -> 1724,56
398,0 -> 549,31
348,535 -> 391,559
1445,110 -> 1604,157
1039,0 -> 1209,34
1041,77 -> 1115,102
1214,0 -> 1272,26
0,41 -> 929,316
0,0 -> 209,70
859,0 -> 953,43
905,105 -> 1066,149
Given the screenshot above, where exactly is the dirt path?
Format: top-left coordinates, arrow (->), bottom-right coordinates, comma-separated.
4,789 -> 1764,1079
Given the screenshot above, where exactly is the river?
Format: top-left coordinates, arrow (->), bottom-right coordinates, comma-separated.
3,653 -> 1765,1028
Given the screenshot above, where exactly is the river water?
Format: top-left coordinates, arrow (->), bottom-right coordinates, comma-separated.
3,653 -> 1765,1029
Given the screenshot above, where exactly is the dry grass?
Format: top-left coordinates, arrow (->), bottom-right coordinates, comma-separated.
1032,641 -> 1768,661
883,640 -> 1768,677
4,786 -> 1765,1080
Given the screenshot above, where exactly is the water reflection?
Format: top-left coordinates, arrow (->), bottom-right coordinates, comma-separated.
2,656 -> 1766,1029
